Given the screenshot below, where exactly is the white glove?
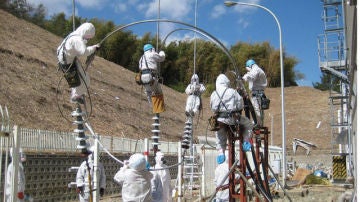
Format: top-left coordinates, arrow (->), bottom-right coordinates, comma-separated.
158,50 -> 165,57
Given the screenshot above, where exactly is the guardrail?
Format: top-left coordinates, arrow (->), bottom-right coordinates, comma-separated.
4,127 -> 178,154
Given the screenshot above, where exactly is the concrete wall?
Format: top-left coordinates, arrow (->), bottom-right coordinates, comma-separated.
0,153 -> 178,201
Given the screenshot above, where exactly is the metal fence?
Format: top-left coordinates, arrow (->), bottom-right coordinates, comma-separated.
7,127 -> 179,154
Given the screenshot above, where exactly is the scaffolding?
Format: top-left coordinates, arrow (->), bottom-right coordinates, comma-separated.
317,0 -> 351,182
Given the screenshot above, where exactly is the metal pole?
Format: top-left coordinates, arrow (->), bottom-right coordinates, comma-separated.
224,1 -> 286,185
270,113 -> 274,146
72,0 -> 75,31
144,138 -> 149,162
93,139 -> 100,202
157,0 -> 160,51
11,125 -> 20,202
193,0 -> 198,74
356,0 -> 360,197
177,141 -> 182,202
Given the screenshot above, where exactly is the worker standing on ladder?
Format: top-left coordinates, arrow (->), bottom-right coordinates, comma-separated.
242,59 -> 268,126
139,44 -> 166,114
210,74 -> 254,159
185,73 -> 206,117
56,22 -> 100,104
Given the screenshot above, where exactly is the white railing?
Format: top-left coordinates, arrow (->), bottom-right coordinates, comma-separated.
4,127 -> 178,154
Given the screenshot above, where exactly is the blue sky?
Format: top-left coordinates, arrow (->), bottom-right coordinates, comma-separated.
28,0 -> 325,87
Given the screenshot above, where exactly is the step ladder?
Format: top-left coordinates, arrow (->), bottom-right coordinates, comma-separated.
182,145 -> 202,200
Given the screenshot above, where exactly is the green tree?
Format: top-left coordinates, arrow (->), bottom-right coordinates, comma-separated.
313,73 -> 340,91
29,4 -> 46,28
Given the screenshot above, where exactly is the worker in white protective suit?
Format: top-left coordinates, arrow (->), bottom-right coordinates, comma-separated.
114,153 -> 153,202
214,152 -> 229,202
139,44 -> 166,113
76,146 -> 106,202
150,169 -> 163,202
5,148 -> 26,202
185,73 -> 206,117
154,152 -> 172,202
210,74 -> 254,159
214,152 -> 240,202
242,59 -> 268,126
57,22 -> 100,104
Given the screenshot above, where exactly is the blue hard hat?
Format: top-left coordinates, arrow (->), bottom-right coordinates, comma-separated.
143,44 -> 154,52
216,154 -> 225,164
246,59 -> 256,68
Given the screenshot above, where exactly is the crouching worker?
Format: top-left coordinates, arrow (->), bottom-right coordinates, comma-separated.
114,153 -> 153,202
57,22 -> 100,104
210,74 -> 254,160
138,44 -> 166,113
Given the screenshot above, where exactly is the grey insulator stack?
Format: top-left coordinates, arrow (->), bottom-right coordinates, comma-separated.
182,119 -> 192,149
151,114 -> 160,151
72,106 -> 89,154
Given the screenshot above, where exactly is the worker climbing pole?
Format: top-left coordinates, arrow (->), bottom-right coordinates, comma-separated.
56,22 -> 99,157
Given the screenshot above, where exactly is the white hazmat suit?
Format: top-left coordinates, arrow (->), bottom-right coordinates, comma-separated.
139,44 -> 166,113
185,74 -> 206,116
210,74 -> 253,153
5,148 -> 26,202
242,62 -> 267,125
154,152 -> 172,202
214,153 -> 240,202
214,153 -> 229,202
57,22 -> 99,103
76,148 -> 106,202
150,170 -> 163,202
114,153 -> 153,202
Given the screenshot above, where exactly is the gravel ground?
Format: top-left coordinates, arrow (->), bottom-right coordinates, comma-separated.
272,153 -> 354,202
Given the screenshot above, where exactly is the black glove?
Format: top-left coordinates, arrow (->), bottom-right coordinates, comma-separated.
76,186 -> 84,194
100,188 -> 105,197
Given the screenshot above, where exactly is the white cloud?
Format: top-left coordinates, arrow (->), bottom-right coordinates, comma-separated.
211,4 -> 226,19
76,0 -> 105,9
141,0 -> 192,20
27,0 -> 72,17
114,3 -> 127,14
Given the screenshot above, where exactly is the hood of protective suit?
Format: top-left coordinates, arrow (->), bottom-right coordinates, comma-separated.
216,74 -> 230,90
155,152 -> 165,166
74,22 -> 95,39
191,74 -> 199,84
10,147 -> 26,162
128,153 -> 146,171
87,145 -> 96,162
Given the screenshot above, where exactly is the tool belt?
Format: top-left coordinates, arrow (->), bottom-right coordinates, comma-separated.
58,62 -> 81,88
252,90 -> 270,110
140,69 -> 155,85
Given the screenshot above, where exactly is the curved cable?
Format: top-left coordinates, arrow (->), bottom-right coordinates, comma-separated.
56,72 -> 93,123
85,123 -> 125,165
148,160 -> 184,172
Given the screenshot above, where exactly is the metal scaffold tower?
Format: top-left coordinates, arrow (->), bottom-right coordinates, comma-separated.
317,0 -> 351,183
